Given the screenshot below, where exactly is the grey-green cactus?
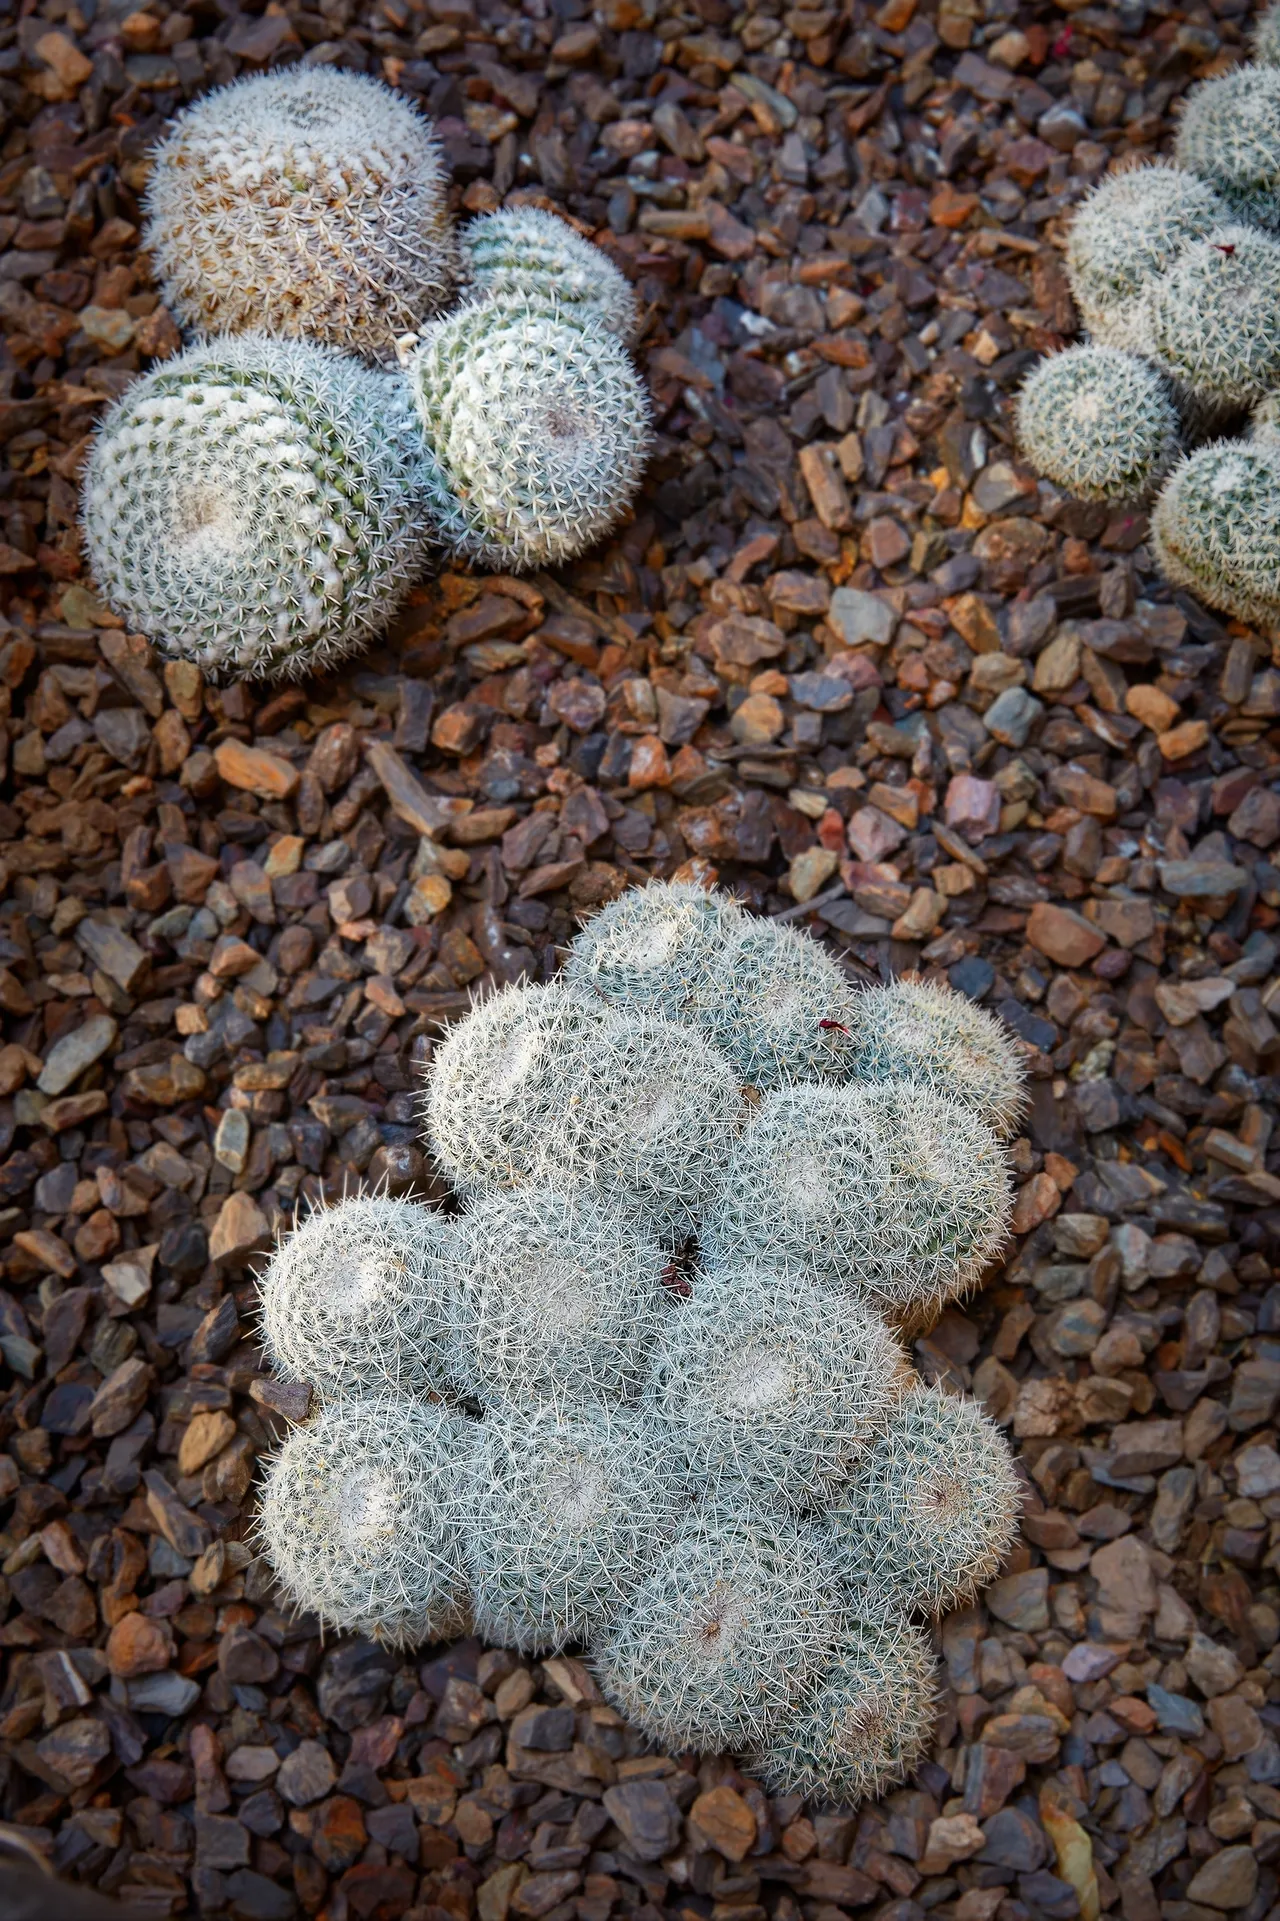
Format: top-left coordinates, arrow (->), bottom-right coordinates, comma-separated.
144,67 -> 457,363
754,1614 -> 937,1809
566,880 -> 746,1024
448,1186 -> 670,1407
1175,65 -> 1280,229
645,1260 -> 903,1514
1147,226 -> 1280,404
825,1384 -> 1022,1617
258,1191 -> 458,1400
460,207 -> 639,342
848,977 -> 1026,1139
1151,438 -> 1280,623
1255,3 -> 1280,65
1065,164 -> 1228,350
592,1498 -> 842,1752
82,334 -> 457,681
1016,347 -> 1179,502
256,1394 -> 469,1647
463,1401 -> 681,1653
406,300 -> 651,570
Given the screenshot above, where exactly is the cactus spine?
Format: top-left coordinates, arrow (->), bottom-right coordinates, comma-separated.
1147,226 -> 1280,404
1015,346 -> 1180,503
848,977 -> 1027,1139
1174,65 -> 1280,230
1151,439 -> 1280,623
460,208 -> 639,342
1065,165 -> 1228,351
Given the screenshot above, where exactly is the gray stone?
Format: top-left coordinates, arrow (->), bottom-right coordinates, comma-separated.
74,917 -> 149,993
1185,1846 -> 1258,1910
1158,860 -> 1249,899
277,1740 -> 336,1808
986,1567 -> 1049,1630
1147,1684 -> 1204,1737
983,685 -> 1043,748
1235,1443 -> 1280,1497
127,1670 -> 201,1716
603,1779 -> 682,1861
828,585 -> 896,648
37,1015 -> 118,1096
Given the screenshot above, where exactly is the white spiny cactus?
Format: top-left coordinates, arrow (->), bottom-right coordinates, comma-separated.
407,300 -> 651,570
460,208 -> 639,341
256,1394 -> 469,1647
82,334 -> 456,681
1064,164 -> 1228,350
1152,438 -> 1280,623
566,880 -> 746,1024
645,1259 -> 903,1514
258,1191 -> 459,1400
448,1186 -> 670,1406
1175,64 -> 1280,229
1016,346 -> 1180,503
463,1400 -> 681,1653
1256,2 -> 1280,64
1147,226 -> 1280,404
144,67 -> 457,363
848,977 -> 1027,1139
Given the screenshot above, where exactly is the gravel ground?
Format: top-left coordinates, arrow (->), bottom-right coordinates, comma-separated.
1,0 -> 1280,1918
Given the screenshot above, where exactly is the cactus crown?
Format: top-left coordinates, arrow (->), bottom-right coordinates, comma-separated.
1065,165 -> 1228,342
1151,438 -> 1280,623
82,334 -> 456,681
566,880 -> 747,1022
145,66 -> 457,363
1015,346 -> 1180,503
849,977 -> 1027,1139
407,300 -> 651,571
460,208 -> 639,342
1147,225 -> 1280,404
1174,65 -> 1280,227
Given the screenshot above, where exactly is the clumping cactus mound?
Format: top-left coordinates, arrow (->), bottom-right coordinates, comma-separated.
1175,64 -> 1280,229
460,207 -> 639,341
1151,439 -> 1280,623
407,300 -> 651,569
254,883 -> 1024,1809
81,334 -> 452,680
1015,346 -> 1179,502
145,67 -> 457,362
1147,226 -> 1280,404
1256,2 -> 1280,64
825,1384 -> 1023,1616
1064,165 -> 1228,349
256,1394 -> 468,1647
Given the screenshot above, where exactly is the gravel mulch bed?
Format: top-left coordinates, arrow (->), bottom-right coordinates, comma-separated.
1,0 -> 1279,1918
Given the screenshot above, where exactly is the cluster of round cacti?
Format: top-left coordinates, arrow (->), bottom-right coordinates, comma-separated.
81,66 -> 648,680
254,881 -> 1025,1810
1017,8 -> 1280,624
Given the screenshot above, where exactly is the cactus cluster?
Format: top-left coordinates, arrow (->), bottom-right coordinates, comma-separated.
1022,59 -> 1280,621
254,881 -> 1024,1809
84,68 -> 650,679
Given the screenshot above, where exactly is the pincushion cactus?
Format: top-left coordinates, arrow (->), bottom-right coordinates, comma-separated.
1175,65 -> 1280,229
145,67 -> 457,363
463,1401 -> 680,1653
755,1615 -> 936,1808
460,208 -> 639,342
593,1500 -> 842,1751
825,1384 -> 1022,1617
1256,3 -> 1280,65
256,1394 -> 469,1646
1064,165 -> 1228,350
646,1260 -> 903,1513
448,1187 -> 669,1406
259,1192 -> 458,1399
566,880 -> 746,1024
1015,346 -> 1179,502
848,977 -> 1027,1140
82,334 -> 455,680
406,300 -> 651,570
1147,226 -> 1280,404
1151,439 -> 1280,622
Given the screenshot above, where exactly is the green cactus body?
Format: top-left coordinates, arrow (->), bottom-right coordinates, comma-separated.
448,1187 -> 670,1407
463,1401 -> 681,1653
407,300 -> 651,570
1016,346 -> 1179,502
144,67 -> 457,363
824,1383 -> 1022,1616
1147,227 -> 1280,404
645,1259 -> 904,1514
82,334 -> 457,680
755,1614 -> 936,1808
460,208 -> 639,341
258,1192 -> 459,1400
256,1394 -> 469,1647
1175,65 -> 1280,228
847,977 -> 1027,1139
592,1498 -> 842,1752
1151,439 -> 1280,622
1065,164 -> 1228,348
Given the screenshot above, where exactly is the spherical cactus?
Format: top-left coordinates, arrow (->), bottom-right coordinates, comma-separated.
710,1081 -> 1011,1319
1016,347 -> 1179,502
460,208 -> 639,342
406,300 -> 651,570
755,1615 -> 936,1809
82,334 -> 455,681
1147,226 -> 1280,404
645,1259 -> 903,1514
144,66 -> 457,363
1064,165 -> 1228,350
463,1401 -> 680,1653
447,1186 -> 670,1406
256,1394 -> 469,1646
1151,439 -> 1280,623
847,977 -> 1026,1139
258,1192 -> 459,1400
1255,2 -> 1280,64
1174,65 -> 1280,229
825,1383 -> 1022,1617
592,1499 -> 842,1752
565,881 -> 746,1024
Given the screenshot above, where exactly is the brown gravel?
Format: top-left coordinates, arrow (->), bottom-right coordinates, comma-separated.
1,0 -> 1280,1918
